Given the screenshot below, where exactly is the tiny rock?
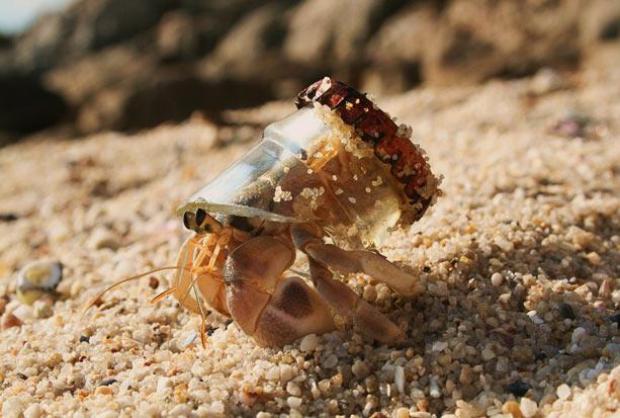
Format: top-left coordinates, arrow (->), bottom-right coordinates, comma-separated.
395,407 -> 410,418
286,381 -> 302,397
502,400 -> 523,418
556,383 -> 571,400
519,397 -> 537,418
481,347 -> 496,361
352,360 -> 370,378
23,404 -> 43,418
33,299 -> 53,319
299,334 -> 319,352
491,272 -> 504,287
394,366 -> 405,394
287,396 -> 302,409
88,228 -> 121,250
571,327 -> 587,344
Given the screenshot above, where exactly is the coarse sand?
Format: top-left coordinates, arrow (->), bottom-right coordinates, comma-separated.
1,51 -> 619,417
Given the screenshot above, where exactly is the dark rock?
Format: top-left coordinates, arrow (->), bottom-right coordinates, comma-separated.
200,3 -> 291,83
284,0 -> 407,79
0,213 -> 19,222
12,0 -> 172,74
118,76 -> 274,130
0,74 -> 67,134
0,34 -> 12,49
99,378 -> 118,386
363,4 -> 436,93
70,0 -> 170,51
12,13 -> 70,74
559,302 -> 577,320
424,0 -> 582,85
506,379 -> 531,397
1,0 -> 618,137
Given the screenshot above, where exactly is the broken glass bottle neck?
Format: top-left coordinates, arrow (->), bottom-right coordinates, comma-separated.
182,106 -> 405,247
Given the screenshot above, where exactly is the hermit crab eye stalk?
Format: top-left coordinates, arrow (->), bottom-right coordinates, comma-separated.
182,208 -> 223,234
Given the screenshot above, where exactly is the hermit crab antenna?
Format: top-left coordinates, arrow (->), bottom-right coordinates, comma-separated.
81,266 -> 184,317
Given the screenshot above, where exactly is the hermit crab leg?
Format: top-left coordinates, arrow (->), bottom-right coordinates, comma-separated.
224,236 -> 335,347
308,258 -> 404,344
291,224 -> 424,297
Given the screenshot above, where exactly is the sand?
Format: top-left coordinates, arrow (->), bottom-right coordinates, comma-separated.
1,50 -> 619,417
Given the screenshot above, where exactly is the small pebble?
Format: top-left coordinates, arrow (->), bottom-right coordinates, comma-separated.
459,365 -> 473,385
148,277 -> 159,289
95,386 -> 113,395
286,382 -> 302,397
279,365 -> 296,383
168,404 -> 192,417
33,299 -> 53,319
529,67 -> 566,95
287,396 -> 302,409
299,334 -> 319,352
502,400 -> 523,418
69,281 -> 83,297
323,354 -> 338,368
481,347 -> 496,361
429,378 -> 441,398
157,377 -> 172,396
363,285 -> 377,302
491,272 -> 504,287
571,327 -> 587,344
23,404 -> 42,418
519,397 -> 537,418
394,366 -> 405,394
395,407 -> 410,418
556,383 -> 571,400
88,228 -> 121,250
527,311 -> 544,325
432,341 -> 448,352
352,359 -> 370,378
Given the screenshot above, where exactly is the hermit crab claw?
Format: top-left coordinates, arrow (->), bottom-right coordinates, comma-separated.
224,236 -> 335,347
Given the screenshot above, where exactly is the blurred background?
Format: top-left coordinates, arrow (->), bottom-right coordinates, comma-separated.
1,0 -> 619,143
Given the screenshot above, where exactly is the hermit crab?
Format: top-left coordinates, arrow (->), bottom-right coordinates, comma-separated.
88,78 -> 441,347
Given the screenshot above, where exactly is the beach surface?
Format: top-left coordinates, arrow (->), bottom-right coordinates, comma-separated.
1,49 -> 619,417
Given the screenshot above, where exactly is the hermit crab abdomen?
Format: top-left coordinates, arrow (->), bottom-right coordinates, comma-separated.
179,78 -> 441,248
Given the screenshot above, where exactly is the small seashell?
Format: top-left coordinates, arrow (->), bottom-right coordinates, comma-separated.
1,312 -> 23,329
16,260 -> 63,305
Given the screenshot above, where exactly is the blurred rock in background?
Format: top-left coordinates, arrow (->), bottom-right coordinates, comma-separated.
1,0 -> 619,139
